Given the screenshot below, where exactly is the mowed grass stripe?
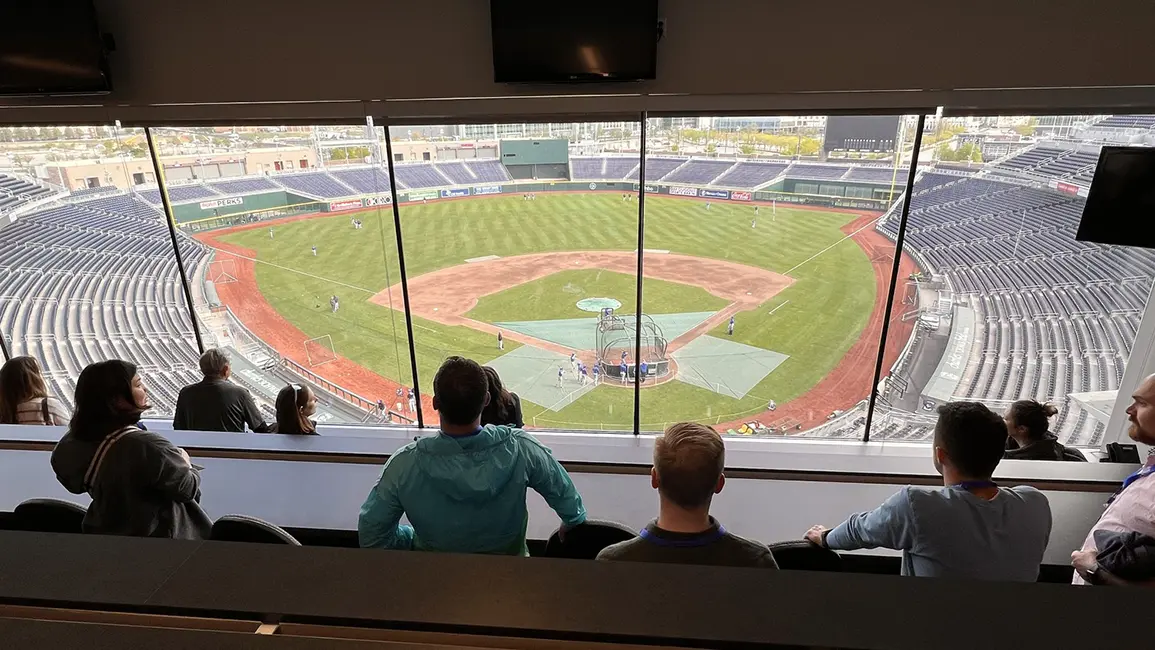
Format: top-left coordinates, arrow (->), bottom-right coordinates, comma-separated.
221,194 -> 876,428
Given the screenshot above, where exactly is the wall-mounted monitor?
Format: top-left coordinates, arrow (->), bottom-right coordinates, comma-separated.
1076,147 -> 1155,249
0,2 -> 111,96
491,0 -> 658,83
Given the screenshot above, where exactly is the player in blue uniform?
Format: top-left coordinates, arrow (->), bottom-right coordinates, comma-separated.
592,362 -> 600,385
728,316 -> 735,336
311,245 -> 317,257
639,360 -> 649,383
619,360 -> 629,384
557,366 -> 565,388
579,363 -> 590,385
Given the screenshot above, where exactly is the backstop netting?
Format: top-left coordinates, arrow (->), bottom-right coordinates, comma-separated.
596,310 -> 668,379
207,257 -> 238,284
304,334 -> 337,367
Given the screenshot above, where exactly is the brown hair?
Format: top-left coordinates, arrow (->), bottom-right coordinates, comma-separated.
653,422 -> 725,509
935,401 -> 1007,478
1007,399 -> 1059,441
480,366 -> 518,427
0,356 -> 49,424
274,384 -> 315,434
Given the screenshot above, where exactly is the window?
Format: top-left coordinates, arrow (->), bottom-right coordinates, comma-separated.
422,152 -> 431,162
638,115 -> 914,440
150,122 -> 413,427
874,114 -> 1155,448
391,121 -> 641,430
0,124 -> 201,418
393,153 -> 403,163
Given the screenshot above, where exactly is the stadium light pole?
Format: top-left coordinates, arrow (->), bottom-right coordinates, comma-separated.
862,114 -> 926,444
145,126 -> 206,355
382,124 -> 426,429
634,113 -> 647,437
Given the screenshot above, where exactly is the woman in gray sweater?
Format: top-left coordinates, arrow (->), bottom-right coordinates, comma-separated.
51,360 -> 211,539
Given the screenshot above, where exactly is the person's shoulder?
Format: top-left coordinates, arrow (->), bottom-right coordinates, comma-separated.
595,536 -> 645,561
1006,485 -> 1050,507
720,531 -> 779,567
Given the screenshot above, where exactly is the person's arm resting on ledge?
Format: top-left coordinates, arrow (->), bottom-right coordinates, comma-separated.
823,489 -> 916,552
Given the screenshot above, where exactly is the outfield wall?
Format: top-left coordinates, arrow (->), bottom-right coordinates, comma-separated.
177,179 -> 892,234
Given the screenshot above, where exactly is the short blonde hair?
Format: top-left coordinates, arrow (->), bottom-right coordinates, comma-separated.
653,422 -> 725,509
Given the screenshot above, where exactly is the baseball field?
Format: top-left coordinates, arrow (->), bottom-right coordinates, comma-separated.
199,192 -> 912,432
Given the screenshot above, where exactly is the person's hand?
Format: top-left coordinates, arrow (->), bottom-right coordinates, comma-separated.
805,525 -> 829,547
1071,549 -> 1099,579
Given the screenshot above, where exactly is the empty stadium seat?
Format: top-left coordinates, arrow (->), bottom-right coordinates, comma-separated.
210,515 -> 302,545
542,519 -> 636,559
12,498 -> 87,534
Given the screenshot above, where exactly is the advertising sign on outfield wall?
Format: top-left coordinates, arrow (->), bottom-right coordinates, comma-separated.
730,191 -> 752,201
632,183 -> 659,193
328,200 -> 363,212
441,188 -> 470,198
363,195 -> 392,207
700,189 -> 730,199
199,197 -> 244,210
407,189 -> 439,201
669,186 -> 699,197
473,185 -> 503,195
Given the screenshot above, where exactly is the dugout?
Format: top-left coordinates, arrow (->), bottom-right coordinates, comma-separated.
500,138 -> 570,180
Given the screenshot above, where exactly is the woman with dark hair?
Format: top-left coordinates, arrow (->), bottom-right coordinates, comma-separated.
271,383 -> 318,434
0,356 -> 69,425
480,366 -> 524,428
50,360 -> 211,538
1004,400 -> 1087,461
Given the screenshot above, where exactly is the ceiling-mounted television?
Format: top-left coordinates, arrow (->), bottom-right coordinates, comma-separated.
1076,147 -> 1155,249
0,2 -> 111,96
491,0 -> 659,83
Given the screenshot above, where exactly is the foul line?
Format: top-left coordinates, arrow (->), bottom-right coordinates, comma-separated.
783,216 -> 882,276
205,244 -> 378,295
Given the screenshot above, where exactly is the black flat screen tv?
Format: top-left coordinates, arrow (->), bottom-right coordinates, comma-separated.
1076,147 -> 1155,250
491,0 -> 658,83
0,2 -> 111,96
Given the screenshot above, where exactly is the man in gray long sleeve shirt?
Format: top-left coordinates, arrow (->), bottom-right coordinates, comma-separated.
173,349 -> 269,433
805,402 -> 1052,581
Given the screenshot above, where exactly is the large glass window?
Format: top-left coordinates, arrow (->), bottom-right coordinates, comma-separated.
637,115 -> 915,440
390,121 -> 641,430
151,122 -> 413,428
872,114 -> 1155,447
0,124 -> 199,418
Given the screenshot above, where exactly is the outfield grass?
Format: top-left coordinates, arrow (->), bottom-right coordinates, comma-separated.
467,269 -> 728,323
219,194 -> 876,429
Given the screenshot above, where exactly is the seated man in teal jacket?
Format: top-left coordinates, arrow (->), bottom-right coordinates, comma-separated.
358,356 -> 587,555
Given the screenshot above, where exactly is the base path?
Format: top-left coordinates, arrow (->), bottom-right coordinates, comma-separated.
371,250 -> 793,357
716,212 -> 919,433
194,229 -> 433,420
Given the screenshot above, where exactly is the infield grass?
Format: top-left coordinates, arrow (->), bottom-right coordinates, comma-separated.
218,194 -> 877,429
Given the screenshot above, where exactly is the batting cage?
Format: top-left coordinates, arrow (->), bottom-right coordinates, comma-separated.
595,309 -> 669,381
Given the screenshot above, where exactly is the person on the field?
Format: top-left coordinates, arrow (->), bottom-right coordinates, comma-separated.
497,330 -> 504,351
269,228 -> 274,239
359,356 -> 586,555
271,384 -> 318,435
557,366 -> 564,388
620,360 -> 629,384
597,422 -> 778,568
804,401 -> 1052,580
639,360 -> 649,383
728,316 -> 735,336
311,245 -> 317,256
593,362 -> 600,385
407,387 -> 417,414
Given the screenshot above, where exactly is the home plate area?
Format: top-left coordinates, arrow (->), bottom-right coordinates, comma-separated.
488,313 -> 789,412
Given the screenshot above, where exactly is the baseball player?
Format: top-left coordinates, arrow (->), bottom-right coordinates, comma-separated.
557,366 -> 565,388
728,316 -> 735,336
579,363 -> 589,385
330,295 -> 340,313
569,352 -> 578,376
407,387 -> 416,414
269,228 -> 274,239
705,201 -> 711,211
639,360 -> 648,383
497,330 -> 503,350
755,205 -> 760,216
620,349 -> 628,363
311,245 -> 317,257
592,363 -> 600,385
619,360 -> 629,384
751,217 -> 757,229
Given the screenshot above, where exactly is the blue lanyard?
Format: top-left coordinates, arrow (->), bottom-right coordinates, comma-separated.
1111,463 -> 1155,504
638,525 -> 727,548
953,481 -> 998,491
